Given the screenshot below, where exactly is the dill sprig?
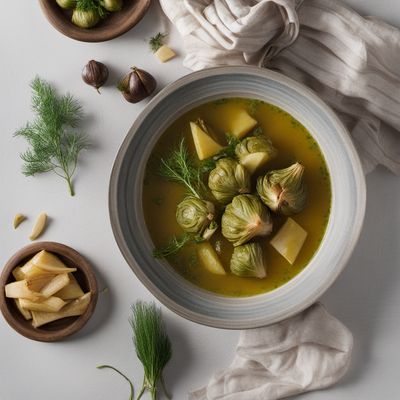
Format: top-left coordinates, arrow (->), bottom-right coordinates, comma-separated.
130,302 -> 172,400
200,134 -> 240,172
153,234 -> 193,259
76,0 -> 108,18
149,32 -> 168,53
159,138 -> 205,198
97,302 -> 172,400
14,77 -> 89,196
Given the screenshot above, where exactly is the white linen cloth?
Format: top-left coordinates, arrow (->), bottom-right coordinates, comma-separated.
189,303 -> 353,400
159,0 -> 400,175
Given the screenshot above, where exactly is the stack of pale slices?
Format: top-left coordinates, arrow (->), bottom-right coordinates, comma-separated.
4,250 -> 91,328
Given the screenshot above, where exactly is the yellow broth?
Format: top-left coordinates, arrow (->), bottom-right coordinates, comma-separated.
142,98 -> 331,296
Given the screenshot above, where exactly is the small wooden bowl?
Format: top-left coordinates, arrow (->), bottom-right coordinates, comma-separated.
0,242 -> 98,342
39,0 -> 151,43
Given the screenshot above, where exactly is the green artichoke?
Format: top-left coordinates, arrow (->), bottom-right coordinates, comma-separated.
72,9 -> 100,28
176,197 -> 215,237
230,242 -> 266,278
56,0 -> 76,9
235,135 -> 277,162
257,162 -> 307,215
221,194 -> 273,246
100,0 -> 123,11
208,158 -> 250,204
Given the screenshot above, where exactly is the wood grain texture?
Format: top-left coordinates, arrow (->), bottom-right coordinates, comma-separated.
39,0 -> 151,42
0,242 -> 98,342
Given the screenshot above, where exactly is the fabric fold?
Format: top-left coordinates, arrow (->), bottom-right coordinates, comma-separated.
160,0 -> 400,174
189,304 -> 353,400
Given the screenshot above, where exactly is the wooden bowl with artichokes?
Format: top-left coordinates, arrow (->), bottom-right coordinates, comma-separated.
39,0 -> 150,42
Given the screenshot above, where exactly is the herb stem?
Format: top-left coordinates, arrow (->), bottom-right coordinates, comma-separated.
160,374 -> 171,399
136,379 -> 146,400
66,175 -> 75,196
97,365 -> 134,400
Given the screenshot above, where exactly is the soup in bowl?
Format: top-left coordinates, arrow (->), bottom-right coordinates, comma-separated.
109,67 -> 365,328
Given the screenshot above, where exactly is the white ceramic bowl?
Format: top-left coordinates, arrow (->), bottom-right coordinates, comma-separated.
109,66 -> 366,329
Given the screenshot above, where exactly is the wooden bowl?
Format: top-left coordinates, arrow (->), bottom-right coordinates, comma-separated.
0,242 -> 98,342
39,0 -> 151,43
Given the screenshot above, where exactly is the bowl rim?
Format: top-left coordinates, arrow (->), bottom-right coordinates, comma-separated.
109,66 -> 366,328
0,241 -> 98,342
38,0 -> 151,43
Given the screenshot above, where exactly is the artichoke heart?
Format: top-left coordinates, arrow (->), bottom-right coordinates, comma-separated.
257,162 -> 307,215
71,9 -> 100,29
235,136 -> 277,173
208,158 -> 250,204
176,197 -> 215,237
230,242 -> 266,279
221,194 -> 273,246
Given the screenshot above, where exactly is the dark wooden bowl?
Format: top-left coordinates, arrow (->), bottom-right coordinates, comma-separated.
0,242 -> 98,342
39,0 -> 151,42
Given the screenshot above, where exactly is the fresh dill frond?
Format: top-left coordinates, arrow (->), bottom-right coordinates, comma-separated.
159,138 -> 205,198
76,0 -> 108,17
97,365 -> 134,400
14,77 -> 89,196
200,133 -> 240,172
130,302 -> 172,400
149,32 -> 168,53
153,234 -> 192,259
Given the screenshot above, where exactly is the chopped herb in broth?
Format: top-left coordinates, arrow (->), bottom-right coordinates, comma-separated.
143,98 -> 331,297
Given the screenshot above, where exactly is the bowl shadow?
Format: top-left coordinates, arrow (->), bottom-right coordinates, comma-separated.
320,167 -> 400,386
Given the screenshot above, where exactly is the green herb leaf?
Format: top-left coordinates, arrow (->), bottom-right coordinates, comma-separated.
14,77 -> 89,196
149,32 -> 168,53
76,0 -> 108,17
159,138 -> 206,198
200,133 -> 240,172
153,234 -> 193,259
130,302 -> 172,400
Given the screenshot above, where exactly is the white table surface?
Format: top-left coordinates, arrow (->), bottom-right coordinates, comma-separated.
1,1 -> 399,399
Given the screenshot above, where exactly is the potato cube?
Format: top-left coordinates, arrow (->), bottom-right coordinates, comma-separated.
225,109 -> 258,138
154,45 -> 176,63
197,242 -> 226,275
190,121 -> 223,160
270,218 -> 308,264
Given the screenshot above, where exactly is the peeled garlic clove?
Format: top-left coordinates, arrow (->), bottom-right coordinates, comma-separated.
13,213 -> 26,229
257,162 -> 307,215
29,212 -> 47,241
82,60 -> 109,93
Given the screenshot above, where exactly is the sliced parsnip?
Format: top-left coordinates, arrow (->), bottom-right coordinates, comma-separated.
240,152 -> 270,174
12,266 -> 26,281
29,212 -> 47,240
26,275 -> 56,292
40,274 -> 70,298
226,109 -> 258,139
197,242 -> 226,275
31,292 -> 91,328
14,299 -> 32,320
190,121 -> 223,160
19,296 -> 66,313
270,218 -> 308,264
20,261 -> 58,279
30,250 -> 77,274
13,213 -> 26,229
5,280 -> 45,302
154,45 -> 176,63
55,274 -> 84,300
